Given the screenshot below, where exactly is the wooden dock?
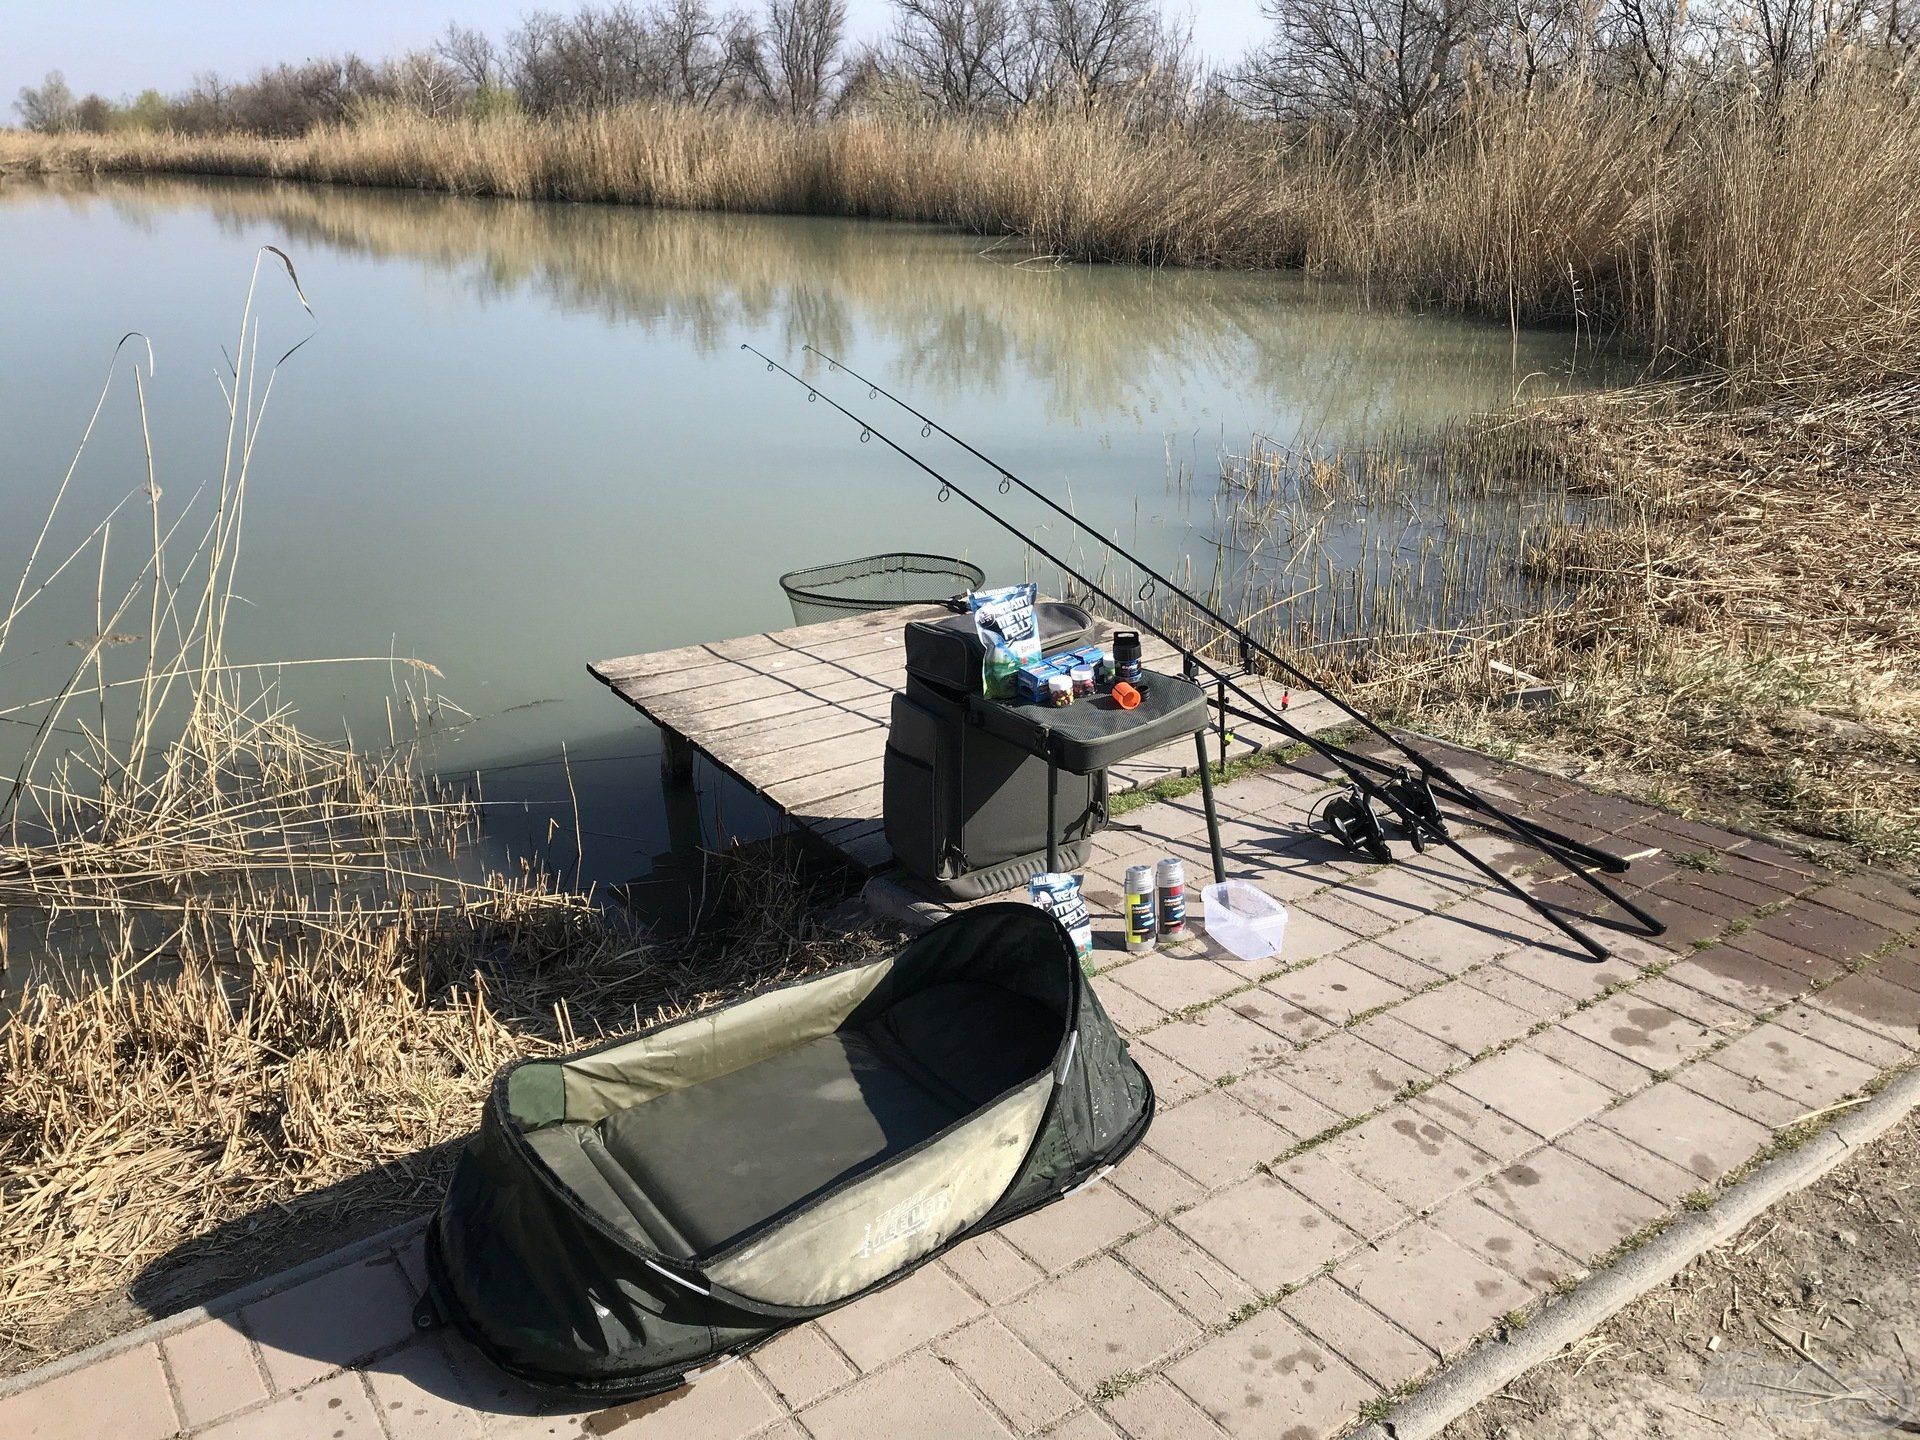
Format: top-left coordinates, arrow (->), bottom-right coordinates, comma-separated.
590,604 -> 1330,873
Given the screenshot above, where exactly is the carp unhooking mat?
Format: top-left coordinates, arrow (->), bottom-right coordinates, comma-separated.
415,903 -> 1154,1400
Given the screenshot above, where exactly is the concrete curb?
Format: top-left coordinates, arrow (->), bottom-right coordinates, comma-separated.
1350,1063 -> 1920,1440
0,1214 -> 428,1402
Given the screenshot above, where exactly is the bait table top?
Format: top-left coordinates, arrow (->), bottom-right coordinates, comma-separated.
591,605 -> 1325,874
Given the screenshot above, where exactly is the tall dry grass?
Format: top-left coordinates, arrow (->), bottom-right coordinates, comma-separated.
0,259 -> 871,1363
1226,378 -> 1920,863
7,73 -> 1919,380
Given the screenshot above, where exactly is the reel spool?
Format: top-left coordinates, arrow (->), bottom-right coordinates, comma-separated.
1384,769 -> 1449,853
1317,784 -> 1393,864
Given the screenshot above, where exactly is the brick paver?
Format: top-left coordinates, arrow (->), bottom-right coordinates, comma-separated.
1403,1087 -> 1537,1163
1426,1193 -> 1580,1293
1168,1309 -> 1377,1440
1479,1149 -> 1665,1258
163,1319 -> 270,1429
1172,1173 -> 1363,1294
363,1340 -> 489,1439
1600,1081 -> 1773,1183
1004,1256 -> 1199,1390
6,747 -> 1914,1440
1138,1006 -> 1292,1083
1263,954 -> 1409,1025
1556,1119 -> 1705,1205
1333,1224 -> 1530,1357
816,1261 -> 982,1371
1142,1087 -> 1290,1188
802,1350 -> 1012,1439
934,1318 -> 1079,1433
1279,1279 -> 1435,1390
1446,1045 -> 1615,1139
1118,1225 -> 1258,1328
1319,1109 -> 1500,1213
942,1232 -> 1046,1307
1002,1180 -> 1150,1272
750,1324 -> 855,1408
242,1252 -> 416,1390
1711,1025 -> 1879,1112
0,1342 -> 177,1440
202,1371 -> 383,1440
1101,1374 -> 1222,1440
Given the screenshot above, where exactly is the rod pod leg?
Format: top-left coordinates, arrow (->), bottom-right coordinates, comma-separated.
1195,729 -> 1226,885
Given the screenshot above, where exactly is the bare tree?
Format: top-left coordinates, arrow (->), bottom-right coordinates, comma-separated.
382,50 -> 467,116
505,2 -> 756,113
72,93 -> 113,132
222,55 -> 382,135
167,73 -> 234,133
1231,0 -> 1487,128
15,71 -> 78,132
1595,0 -> 1696,94
1722,0 -> 1880,98
741,0 -> 849,116
1033,0 -> 1168,105
1478,0 -> 1595,95
888,0 -> 1032,112
655,0 -> 755,105
437,22 -> 505,91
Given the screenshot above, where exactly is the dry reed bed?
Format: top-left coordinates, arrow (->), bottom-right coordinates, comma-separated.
1248,379 -> 1920,864
0,270 -> 871,1365
7,72 -> 1920,378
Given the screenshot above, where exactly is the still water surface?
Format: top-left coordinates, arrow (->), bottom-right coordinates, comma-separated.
0,175 -> 1626,898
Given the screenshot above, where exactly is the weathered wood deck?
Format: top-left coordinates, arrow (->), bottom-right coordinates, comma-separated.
590,603 -> 1333,873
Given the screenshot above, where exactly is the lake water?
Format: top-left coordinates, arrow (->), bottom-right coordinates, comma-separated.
0,174 -> 1629,904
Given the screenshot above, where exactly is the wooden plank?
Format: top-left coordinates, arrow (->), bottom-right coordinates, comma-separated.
765,759 -> 886,810
635,626 -> 912,700
841,828 -> 894,869
655,684 -> 861,737
592,602 -> 944,687
593,639 -> 736,685
791,788 -> 889,828
736,727 -> 889,789
816,787 -> 885,837
640,668 -> 891,724
697,706 -> 881,766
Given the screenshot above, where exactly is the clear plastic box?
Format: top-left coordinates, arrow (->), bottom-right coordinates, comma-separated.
1201,879 -> 1290,962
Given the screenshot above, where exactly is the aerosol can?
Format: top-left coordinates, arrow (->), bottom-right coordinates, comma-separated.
1124,864 -> 1158,953
1155,856 -> 1188,941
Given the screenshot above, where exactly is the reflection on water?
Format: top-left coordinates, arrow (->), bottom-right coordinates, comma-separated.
83,175 -> 1617,431
0,174 -> 1632,906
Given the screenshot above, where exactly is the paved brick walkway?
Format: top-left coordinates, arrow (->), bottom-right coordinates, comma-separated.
5,742 -> 1917,1440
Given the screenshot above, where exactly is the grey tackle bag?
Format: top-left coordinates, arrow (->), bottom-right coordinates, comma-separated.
884,603 -> 1107,898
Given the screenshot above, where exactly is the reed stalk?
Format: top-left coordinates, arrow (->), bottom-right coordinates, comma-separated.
0,268 -> 871,1365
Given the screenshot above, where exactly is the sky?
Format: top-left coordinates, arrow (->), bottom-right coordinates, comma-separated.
4,1 -> 1271,112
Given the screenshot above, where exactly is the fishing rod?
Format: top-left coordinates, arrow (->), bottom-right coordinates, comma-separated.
794,341 -> 1666,940
797,343 -> 1661,937
746,343 -> 1628,962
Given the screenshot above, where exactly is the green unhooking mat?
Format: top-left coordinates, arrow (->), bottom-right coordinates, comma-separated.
416,903 -> 1154,1401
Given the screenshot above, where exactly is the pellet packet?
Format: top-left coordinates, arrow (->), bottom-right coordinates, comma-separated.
969,583 -> 1040,699
1029,871 -> 1093,960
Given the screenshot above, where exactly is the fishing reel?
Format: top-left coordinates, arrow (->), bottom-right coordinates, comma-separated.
1314,784 -> 1393,864
1383,769 -> 1449,854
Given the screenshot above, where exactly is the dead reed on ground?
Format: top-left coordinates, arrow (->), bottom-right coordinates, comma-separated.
1211,380 -> 1920,864
0,263 -> 871,1364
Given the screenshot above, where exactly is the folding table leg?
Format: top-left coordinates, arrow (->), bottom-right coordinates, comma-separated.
1195,729 -> 1226,884
1045,754 -> 1060,874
